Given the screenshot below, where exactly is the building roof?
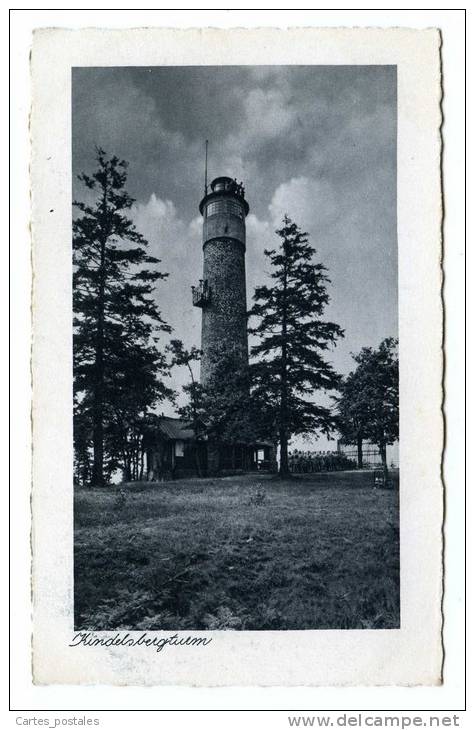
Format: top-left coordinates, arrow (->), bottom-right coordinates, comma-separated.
154,416 -> 275,448
157,416 -> 195,441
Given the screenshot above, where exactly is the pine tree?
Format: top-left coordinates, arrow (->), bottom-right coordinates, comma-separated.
248,216 -> 344,476
73,148 -> 172,486
201,348 -> 257,448
334,371 -> 367,468
335,338 -> 399,469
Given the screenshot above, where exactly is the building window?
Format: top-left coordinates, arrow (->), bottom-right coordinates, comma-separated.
206,200 -> 243,219
227,200 -> 243,218
175,440 -> 184,457
206,201 -> 223,217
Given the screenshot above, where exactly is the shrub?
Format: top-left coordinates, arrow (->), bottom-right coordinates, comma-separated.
248,488 -> 266,506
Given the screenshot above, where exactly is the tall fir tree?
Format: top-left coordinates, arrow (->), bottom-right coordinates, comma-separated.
200,347 -> 258,448
248,216 -> 344,476
168,339 -> 274,474
73,148 -> 172,486
335,338 -> 399,469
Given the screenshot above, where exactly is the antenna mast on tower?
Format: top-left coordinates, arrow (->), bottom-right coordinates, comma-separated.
204,140 -> 209,195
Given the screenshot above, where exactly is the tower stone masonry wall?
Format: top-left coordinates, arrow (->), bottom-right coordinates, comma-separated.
203,209 -> 245,247
197,177 -> 250,390
200,237 -> 248,386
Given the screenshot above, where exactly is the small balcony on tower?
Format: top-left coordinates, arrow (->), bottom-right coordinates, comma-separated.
192,279 -> 211,308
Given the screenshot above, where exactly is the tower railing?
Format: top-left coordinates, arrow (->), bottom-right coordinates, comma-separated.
192,279 -> 211,308
211,177 -> 245,199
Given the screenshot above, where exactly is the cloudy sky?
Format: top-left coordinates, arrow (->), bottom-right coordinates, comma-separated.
72,65 -> 397,438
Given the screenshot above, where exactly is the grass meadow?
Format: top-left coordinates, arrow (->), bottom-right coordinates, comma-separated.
74,471 -> 399,631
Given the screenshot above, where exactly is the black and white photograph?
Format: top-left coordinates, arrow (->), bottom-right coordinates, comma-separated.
28,24 -> 445,689
71,64 -> 400,633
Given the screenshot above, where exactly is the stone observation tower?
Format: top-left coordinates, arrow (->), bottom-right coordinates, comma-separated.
144,168 -> 276,479
192,176 -> 250,387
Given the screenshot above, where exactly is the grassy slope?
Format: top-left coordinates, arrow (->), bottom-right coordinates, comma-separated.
74,472 -> 399,631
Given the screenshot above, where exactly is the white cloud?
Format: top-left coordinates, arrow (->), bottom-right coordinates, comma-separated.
269,176 -> 339,232
216,84 -> 295,186
243,87 -> 294,140
132,194 -> 177,241
130,194 -> 204,415
245,213 -> 274,301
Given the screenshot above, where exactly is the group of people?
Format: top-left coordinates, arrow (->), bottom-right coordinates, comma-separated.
288,449 -> 355,473
227,178 -> 245,197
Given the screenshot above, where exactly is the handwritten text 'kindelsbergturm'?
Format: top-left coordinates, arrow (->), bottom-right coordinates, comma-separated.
69,632 -> 213,653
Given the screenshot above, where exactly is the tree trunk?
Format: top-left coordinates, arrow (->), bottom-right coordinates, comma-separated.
194,441 -> 202,478
123,449 -> 132,482
279,429 -> 289,476
91,327 -> 104,486
190,374 -> 203,478
279,247 -> 289,478
357,434 -> 363,469
133,440 -> 139,481
139,442 -> 145,481
379,441 -> 387,471
195,450 -> 202,478
91,186 -> 108,488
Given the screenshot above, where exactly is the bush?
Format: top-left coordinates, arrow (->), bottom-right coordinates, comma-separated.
248,488 -> 267,506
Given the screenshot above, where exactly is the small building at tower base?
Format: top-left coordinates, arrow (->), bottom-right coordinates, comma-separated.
143,416 -> 277,481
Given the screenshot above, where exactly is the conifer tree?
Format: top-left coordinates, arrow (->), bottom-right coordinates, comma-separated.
73,148 -> 172,486
248,216 -> 344,476
334,370 -> 367,469
200,348 -> 257,448
336,338 -> 399,469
